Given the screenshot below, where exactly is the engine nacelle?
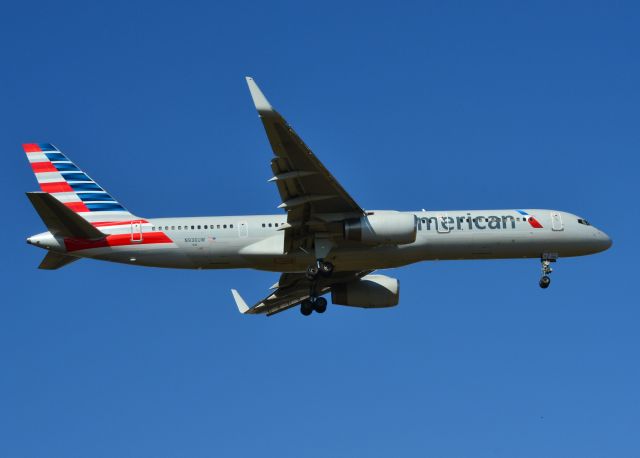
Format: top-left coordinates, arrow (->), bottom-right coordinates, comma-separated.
343,211 -> 416,245
331,274 -> 400,308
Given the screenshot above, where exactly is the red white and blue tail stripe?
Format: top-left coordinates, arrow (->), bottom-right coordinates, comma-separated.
23,143 -> 137,223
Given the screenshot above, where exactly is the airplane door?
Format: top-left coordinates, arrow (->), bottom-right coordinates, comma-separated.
437,213 -> 451,233
131,220 -> 143,242
238,221 -> 248,238
550,212 -> 564,231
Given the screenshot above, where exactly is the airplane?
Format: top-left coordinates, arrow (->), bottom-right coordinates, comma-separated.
24,77 -> 612,317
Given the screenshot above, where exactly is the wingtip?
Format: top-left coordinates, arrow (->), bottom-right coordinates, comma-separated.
231,289 -> 250,314
245,76 -> 273,113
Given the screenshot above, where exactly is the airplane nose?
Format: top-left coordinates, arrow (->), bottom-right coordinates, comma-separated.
596,230 -> 612,251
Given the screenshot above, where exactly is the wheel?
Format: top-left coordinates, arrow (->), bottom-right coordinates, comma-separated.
539,275 -> 551,289
314,296 -> 328,313
300,300 -> 314,316
306,264 -> 319,281
319,261 -> 334,277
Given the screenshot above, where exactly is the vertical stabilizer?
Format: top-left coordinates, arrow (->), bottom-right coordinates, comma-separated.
22,143 -> 138,223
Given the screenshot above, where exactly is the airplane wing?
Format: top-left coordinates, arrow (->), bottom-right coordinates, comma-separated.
245,77 -> 365,254
231,270 -> 372,316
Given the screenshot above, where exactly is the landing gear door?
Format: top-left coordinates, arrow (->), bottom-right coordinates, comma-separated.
131,221 -> 143,242
436,213 -> 451,233
550,212 -> 564,231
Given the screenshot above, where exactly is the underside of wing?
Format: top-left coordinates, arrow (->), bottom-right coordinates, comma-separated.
246,77 -> 364,254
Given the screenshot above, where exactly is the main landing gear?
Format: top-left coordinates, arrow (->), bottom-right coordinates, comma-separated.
300,296 -> 328,316
305,259 -> 334,281
301,236 -> 334,316
301,259 -> 332,316
539,254 -> 557,289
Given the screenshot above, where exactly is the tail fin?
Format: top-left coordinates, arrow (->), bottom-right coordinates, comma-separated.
23,143 -> 137,223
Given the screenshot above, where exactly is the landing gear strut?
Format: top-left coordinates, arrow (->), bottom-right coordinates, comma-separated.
301,237 -> 334,315
539,254 -> 557,289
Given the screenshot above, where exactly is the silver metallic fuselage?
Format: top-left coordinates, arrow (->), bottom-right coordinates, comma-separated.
28,209 -> 612,272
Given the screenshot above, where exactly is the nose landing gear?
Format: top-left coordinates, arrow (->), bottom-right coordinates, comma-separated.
539,275 -> 551,289
539,253 -> 557,289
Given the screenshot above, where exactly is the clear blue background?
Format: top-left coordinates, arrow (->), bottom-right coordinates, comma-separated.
1,1 -> 638,457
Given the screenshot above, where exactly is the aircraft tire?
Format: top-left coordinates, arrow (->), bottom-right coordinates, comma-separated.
306,265 -> 319,281
539,275 -> 551,289
314,297 -> 328,313
319,261 -> 334,277
301,300 -> 314,316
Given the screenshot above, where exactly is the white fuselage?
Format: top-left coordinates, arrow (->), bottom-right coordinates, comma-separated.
28,209 -> 612,272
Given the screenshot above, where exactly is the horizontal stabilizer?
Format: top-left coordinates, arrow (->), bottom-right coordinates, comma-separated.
27,192 -> 106,239
39,252 -> 80,270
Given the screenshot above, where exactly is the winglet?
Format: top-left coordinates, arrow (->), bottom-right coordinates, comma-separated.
245,77 -> 273,113
231,289 -> 250,314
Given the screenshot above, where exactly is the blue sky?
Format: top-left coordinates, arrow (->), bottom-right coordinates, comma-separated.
1,1 -> 638,456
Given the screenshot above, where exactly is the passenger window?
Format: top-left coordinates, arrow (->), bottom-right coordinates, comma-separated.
171,226 -> 175,230
275,223 -> 278,227
217,224 -> 220,229
268,223 -> 272,227
230,224 -> 233,228
204,225 -> 208,229
223,224 -> 227,229
262,223 -> 265,227
191,225 -> 195,230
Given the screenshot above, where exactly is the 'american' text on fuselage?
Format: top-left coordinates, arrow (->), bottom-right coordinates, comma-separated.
420,214 -> 517,232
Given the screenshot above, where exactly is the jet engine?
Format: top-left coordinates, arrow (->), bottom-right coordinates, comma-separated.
331,274 -> 399,308
343,211 -> 416,245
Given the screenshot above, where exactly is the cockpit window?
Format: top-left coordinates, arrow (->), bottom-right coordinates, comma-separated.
577,218 -> 591,226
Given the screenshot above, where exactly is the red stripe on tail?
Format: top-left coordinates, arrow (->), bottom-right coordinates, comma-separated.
31,162 -> 57,173
23,144 -> 42,153
40,182 -> 74,193
65,202 -> 90,212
